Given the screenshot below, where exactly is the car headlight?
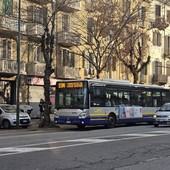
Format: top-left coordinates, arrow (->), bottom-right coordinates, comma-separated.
168,115 -> 170,118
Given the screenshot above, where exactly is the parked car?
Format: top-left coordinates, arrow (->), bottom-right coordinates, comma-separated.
0,104 -> 31,129
154,103 -> 170,127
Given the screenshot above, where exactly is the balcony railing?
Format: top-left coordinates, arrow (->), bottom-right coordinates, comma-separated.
27,0 -> 51,4
27,23 -> 44,38
58,0 -> 81,12
152,74 -> 167,85
27,62 -> 45,76
56,66 -> 80,79
57,31 -> 80,46
0,59 -> 17,74
0,15 -> 26,33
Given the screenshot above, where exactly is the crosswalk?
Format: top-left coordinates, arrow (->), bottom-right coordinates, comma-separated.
1,130 -> 170,157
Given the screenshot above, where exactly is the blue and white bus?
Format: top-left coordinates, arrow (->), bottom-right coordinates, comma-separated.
54,79 -> 170,128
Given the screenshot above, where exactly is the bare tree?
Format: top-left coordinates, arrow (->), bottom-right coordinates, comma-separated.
71,0 -> 144,78
115,26 -> 150,84
40,0 -> 79,127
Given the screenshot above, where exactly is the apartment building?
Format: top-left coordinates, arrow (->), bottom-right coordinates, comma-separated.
0,0 -> 169,113
149,0 -> 170,85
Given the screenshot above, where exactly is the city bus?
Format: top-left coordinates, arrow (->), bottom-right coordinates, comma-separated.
54,79 -> 170,129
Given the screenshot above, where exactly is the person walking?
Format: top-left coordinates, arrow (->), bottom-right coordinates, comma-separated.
39,99 -> 44,119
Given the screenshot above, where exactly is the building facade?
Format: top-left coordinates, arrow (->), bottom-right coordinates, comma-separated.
0,0 -> 169,117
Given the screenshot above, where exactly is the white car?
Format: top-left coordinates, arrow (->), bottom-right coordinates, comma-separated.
0,104 -> 31,129
154,103 -> 170,127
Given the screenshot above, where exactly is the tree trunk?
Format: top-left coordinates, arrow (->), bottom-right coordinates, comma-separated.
133,73 -> 138,84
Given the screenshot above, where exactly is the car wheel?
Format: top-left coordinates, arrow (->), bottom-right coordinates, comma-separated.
3,120 -> 11,129
22,126 -> 29,128
154,124 -> 159,127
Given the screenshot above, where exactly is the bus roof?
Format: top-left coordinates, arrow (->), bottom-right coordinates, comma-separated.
56,79 -> 170,90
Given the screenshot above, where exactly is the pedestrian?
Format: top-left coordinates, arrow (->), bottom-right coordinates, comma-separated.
39,99 -> 44,119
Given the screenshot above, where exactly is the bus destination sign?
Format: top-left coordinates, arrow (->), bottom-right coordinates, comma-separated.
58,82 -> 83,88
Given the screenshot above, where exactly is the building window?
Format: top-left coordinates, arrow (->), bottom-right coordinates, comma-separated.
139,6 -> 146,27
62,49 -> 75,67
166,62 -> 170,76
27,6 -> 47,25
153,31 -> 161,46
2,0 -> 13,15
85,0 -> 92,11
122,0 -> 130,14
155,61 -> 162,75
167,10 -> 170,23
87,17 -> 93,43
155,5 -> 161,17
33,46 -> 44,63
165,36 -> 170,55
62,15 -> 69,32
0,39 -> 12,59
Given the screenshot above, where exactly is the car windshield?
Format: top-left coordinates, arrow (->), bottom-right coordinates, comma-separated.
159,104 -> 170,111
1,105 -> 16,113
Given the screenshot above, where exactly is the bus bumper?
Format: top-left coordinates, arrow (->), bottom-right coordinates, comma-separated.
54,116 -> 90,125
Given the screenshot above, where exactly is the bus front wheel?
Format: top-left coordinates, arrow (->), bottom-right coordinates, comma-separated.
105,114 -> 116,128
77,124 -> 86,129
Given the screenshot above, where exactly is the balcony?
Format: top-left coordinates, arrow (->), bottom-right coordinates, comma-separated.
27,62 -> 45,76
27,23 -> 44,38
0,15 -> 26,34
152,74 -> 167,85
56,66 -> 80,79
58,0 -> 81,12
57,31 -> 80,47
0,59 -> 17,74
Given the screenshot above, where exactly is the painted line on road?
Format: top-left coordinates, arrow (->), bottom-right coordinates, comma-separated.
1,130 -> 170,157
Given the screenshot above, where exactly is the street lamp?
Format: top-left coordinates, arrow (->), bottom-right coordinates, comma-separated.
16,0 -> 21,128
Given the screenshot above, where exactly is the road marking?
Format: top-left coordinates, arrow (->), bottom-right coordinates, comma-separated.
1,130 -> 170,157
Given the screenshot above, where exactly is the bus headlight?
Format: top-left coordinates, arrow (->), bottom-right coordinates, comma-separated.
153,115 -> 157,118
54,109 -> 57,116
79,112 -> 86,119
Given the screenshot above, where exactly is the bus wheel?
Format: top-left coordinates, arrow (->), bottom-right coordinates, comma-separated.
77,124 -> 86,129
105,114 -> 116,128
154,124 -> 159,127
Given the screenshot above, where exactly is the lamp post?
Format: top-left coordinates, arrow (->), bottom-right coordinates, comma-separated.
16,0 -> 21,128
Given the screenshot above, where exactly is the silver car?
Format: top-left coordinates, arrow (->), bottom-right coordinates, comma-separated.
154,103 -> 170,127
0,104 -> 31,129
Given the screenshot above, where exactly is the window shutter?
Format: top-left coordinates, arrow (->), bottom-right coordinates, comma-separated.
167,10 -> 170,23
166,62 -> 170,76
165,36 -> 168,55
158,32 -> 161,46
153,32 -> 156,46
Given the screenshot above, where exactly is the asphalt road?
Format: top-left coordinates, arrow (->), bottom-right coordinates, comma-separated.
1,123 -> 170,170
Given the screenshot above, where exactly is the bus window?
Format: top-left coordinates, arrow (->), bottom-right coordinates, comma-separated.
118,91 -> 130,105
145,91 -> 152,107
162,92 -> 170,104
152,91 -> 161,107
91,87 -> 104,107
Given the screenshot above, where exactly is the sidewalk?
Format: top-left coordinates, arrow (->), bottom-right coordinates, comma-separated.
0,114 -> 60,136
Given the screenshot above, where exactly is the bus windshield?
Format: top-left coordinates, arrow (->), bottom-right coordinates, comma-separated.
56,81 -> 88,109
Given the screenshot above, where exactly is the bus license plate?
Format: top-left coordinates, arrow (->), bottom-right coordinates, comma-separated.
66,121 -> 71,124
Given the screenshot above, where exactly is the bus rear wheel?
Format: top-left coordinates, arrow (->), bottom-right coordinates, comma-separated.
105,114 -> 116,128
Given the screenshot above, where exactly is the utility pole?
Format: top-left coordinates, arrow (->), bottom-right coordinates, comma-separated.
16,0 -> 21,128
